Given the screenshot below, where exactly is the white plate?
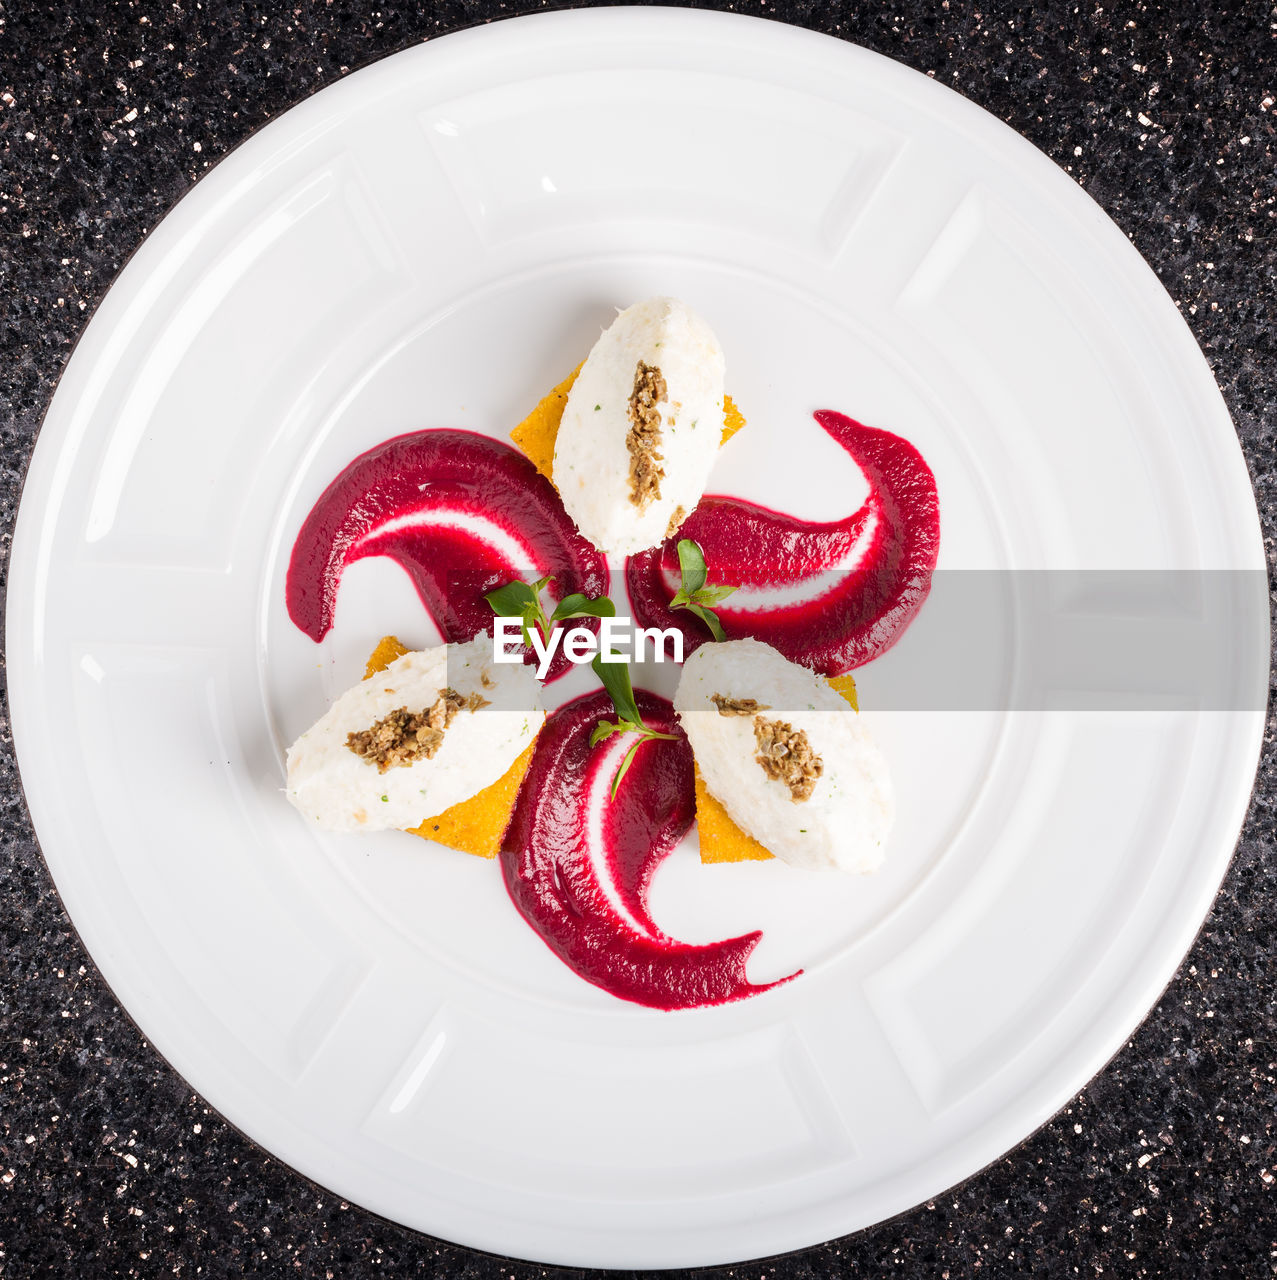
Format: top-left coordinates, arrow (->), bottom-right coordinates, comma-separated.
7,8 -> 1266,1268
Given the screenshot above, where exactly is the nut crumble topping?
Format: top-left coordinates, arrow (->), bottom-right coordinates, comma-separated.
711,693 -> 771,716
346,688 -> 490,772
626,361 -> 667,509
665,504 -> 688,539
752,714 -> 822,802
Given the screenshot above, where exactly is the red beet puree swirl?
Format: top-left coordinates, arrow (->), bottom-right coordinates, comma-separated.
286,430 -> 607,681
626,411 -> 940,675
501,690 -> 797,1009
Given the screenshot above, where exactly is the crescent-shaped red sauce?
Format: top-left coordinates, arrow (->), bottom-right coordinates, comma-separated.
500,690 -> 798,1009
625,411 -> 940,675
286,429 -> 608,682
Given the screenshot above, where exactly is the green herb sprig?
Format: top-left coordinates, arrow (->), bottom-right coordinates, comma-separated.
484,576 -> 615,649
668,539 -> 737,641
589,652 -> 677,799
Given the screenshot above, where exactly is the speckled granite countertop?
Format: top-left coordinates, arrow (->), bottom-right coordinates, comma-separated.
1,3 -> 1273,1277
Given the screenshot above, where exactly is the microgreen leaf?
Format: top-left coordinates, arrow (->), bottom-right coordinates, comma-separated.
589,652 -> 677,798
551,593 -> 617,622
518,609 -> 538,651
611,739 -> 644,799
594,721 -> 678,799
684,602 -> 727,642
670,539 -> 736,640
675,539 -> 707,596
484,580 -> 537,617
489,575 -> 615,652
591,651 -> 643,726
692,582 -> 737,606
589,719 -> 628,747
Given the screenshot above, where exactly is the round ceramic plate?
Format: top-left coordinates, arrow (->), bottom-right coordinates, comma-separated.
7,8 -> 1266,1268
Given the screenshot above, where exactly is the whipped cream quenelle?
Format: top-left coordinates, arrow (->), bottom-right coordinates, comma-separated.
553,297 -> 726,557
286,637 -> 543,833
674,639 -> 894,872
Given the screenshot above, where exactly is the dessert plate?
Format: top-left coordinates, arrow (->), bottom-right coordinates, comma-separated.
7,8 -> 1266,1267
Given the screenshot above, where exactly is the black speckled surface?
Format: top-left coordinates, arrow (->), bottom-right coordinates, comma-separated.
1,3 -> 1273,1276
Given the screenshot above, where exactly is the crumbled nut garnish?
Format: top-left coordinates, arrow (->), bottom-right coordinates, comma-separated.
712,693 -> 771,716
626,361 -> 667,508
347,688 -> 488,772
753,715 -> 822,802
480,670 -> 495,689
666,505 -> 687,539
347,705 -> 448,771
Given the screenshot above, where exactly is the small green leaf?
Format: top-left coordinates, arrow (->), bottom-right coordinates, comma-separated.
551,592 -> 589,620
487,575 -> 563,650
518,609 -> 538,652
590,719 -> 626,747
551,592 -> 616,622
685,602 -> 727,642
594,404 -> 601,411
589,654 -> 678,800
591,652 -> 643,726
675,538 -> 707,596
692,582 -> 737,607
484,580 -> 536,617
610,738 -> 644,799
669,539 -> 737,641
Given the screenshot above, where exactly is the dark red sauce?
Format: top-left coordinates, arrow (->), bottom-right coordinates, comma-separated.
500,689 -> 797,1009
286,429 -> 608,682
625,411 -> 940,675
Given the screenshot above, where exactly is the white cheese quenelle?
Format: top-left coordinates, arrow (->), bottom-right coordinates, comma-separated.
674,639 -> 893,872
553,297 -> 726,556
286,637 -> 543,833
